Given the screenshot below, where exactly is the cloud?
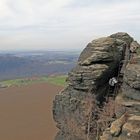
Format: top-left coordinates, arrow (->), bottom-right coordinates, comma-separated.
0,0 -> 140,50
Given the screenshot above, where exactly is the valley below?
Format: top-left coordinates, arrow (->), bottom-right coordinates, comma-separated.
0,50 -> 74,140
0,50 -> 79,81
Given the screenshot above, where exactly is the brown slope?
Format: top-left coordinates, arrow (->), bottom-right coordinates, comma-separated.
0,83 -> 63,140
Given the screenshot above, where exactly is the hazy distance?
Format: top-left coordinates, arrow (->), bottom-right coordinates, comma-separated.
0,0 -> 140,51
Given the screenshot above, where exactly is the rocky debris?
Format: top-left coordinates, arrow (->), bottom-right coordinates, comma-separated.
101,115 -> 140,140
110,113 -> 128,136
53,32 -> 140,140
100,129 -> 113,140
122,115 -> 140,138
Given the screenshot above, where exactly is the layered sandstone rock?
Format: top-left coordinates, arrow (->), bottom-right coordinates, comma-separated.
101,37 -> 140,140
53,33 -> 140,140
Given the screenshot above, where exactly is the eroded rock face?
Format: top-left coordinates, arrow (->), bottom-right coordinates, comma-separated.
122,64 -> 140,100
101,38 -> 140,139
53,32 -> 140,140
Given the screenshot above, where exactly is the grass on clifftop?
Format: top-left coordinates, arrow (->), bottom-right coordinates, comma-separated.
0,75 -> 67,88
43,75 -> 67,86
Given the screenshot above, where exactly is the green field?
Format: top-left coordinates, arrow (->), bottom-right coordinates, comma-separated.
0,75 -> 67,88
43,75 -> 67,86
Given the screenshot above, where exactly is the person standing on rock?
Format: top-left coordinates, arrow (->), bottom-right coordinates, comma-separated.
109,77 -> 118,87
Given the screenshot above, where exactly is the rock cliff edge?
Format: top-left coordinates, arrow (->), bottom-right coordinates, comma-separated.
53,33 -> 140,140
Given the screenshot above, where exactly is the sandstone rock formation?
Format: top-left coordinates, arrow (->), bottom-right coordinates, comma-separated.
53,32 -> 140,140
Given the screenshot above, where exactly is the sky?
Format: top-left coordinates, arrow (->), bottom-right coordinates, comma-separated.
0,0 -> 140,51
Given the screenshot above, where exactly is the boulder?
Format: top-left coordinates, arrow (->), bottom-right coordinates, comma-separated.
130,41 -> 140,53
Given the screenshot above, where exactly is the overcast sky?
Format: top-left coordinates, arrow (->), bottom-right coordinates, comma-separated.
0,0 -> 140,51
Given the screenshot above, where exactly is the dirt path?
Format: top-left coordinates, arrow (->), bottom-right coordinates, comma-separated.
0,83 -> 63,140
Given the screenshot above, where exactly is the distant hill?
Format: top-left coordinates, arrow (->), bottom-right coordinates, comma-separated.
0,51 -> 79,81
